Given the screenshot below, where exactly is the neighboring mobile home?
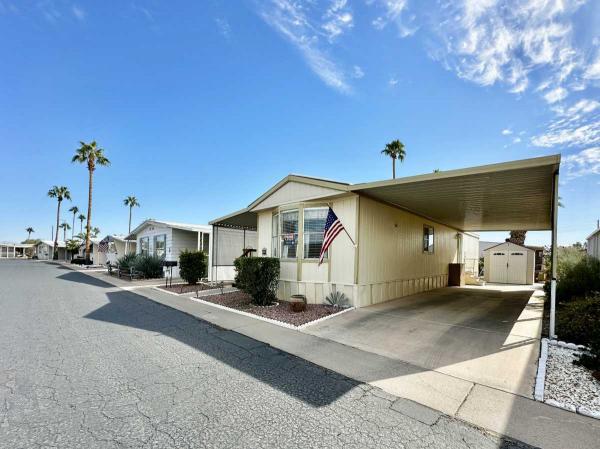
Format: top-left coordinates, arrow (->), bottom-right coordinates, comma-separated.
35,240 -> 67,261
587,224 -> 600,259
126,220 -> 211,278
97,235 -> 136,265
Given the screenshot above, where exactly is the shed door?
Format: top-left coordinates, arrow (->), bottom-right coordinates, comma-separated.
507,251 -> 527,284
489,251 -> 509,283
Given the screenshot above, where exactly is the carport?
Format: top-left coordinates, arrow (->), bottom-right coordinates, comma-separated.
349,154 -> 561,337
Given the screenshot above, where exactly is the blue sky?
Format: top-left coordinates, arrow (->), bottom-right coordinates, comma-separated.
1,0 -> 599,246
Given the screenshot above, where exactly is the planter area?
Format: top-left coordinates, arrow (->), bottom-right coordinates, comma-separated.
541,340 -> 600,419
197,291 -> 343,327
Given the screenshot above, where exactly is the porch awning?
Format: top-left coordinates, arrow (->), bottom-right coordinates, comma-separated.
350,155 -> 561,232
209,208 -> 258,230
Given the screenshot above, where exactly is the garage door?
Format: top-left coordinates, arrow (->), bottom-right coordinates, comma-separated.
489,245 -> 528,284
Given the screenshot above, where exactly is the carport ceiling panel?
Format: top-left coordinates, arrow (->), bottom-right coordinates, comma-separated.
358,165 -> 554,231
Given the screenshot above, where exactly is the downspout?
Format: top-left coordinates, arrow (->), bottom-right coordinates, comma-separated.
549,169 -> 559,339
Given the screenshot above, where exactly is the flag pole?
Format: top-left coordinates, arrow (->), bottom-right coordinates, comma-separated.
343,227 -> 356,247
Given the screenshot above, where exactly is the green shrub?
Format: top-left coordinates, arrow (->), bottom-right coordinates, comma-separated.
179,250 -> 207,285
234,257 -> 280,306
558,294 -> 600,370
133,255 -> 164,279
117,253 -> 138,270
546,255 -> 600,302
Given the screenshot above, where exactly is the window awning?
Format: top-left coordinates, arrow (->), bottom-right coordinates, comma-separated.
350,155 -> 561,232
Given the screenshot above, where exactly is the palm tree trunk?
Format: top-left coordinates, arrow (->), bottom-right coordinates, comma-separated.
128,206 -> 132,234
80,219 -> 83,234
392,158 -> 396,179
85,169 -> 93,261
71,214 -> 75,239
54,200 -> 61,260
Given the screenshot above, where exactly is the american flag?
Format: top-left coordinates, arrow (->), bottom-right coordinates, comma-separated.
98,237 -> 110,253
319,207 -> 345,265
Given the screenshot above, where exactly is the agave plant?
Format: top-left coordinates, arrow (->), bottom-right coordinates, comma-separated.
324,291 -> 349,308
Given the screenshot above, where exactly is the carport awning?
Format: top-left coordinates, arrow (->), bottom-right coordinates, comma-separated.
209,208 -> 258,230
351,155 -> 561,232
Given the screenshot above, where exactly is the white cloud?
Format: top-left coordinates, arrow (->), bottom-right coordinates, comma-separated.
72,5 -> 85,21
389,77 -> 398,86
543,86 -> 568,104
562,147 -> 600,178
371,0 -> 416,37
322,0 -> 353,42
215,18 -> 231,39
352,65 -> 364,79
501,128 -> 513,135
259,0 -> 351,93
532,121 -> 600,147
512,137 -> 522,144
583,53 -> 600,80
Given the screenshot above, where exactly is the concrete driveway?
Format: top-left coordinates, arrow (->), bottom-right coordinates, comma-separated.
304,284 -> 544,397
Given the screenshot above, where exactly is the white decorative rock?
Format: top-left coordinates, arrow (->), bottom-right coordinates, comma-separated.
578,406 -> 600,420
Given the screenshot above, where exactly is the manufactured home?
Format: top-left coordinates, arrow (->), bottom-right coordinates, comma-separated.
96,235 -> 136,265
588,224 -> 600,259
210,156 -> 562,308
35,240 -> 67,261
126,220 -> 211,278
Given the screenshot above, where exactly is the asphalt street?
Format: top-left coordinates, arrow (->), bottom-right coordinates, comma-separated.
0,260 -> 531,448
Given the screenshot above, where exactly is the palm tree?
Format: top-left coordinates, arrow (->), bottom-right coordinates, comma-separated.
381,139 -> 406,179
68,206 -> 79,239
60,222 -> 71,242
72,141 -> 110,261
47,186 -> 71,259
77,214 -> 86,234
508,230 -> 527,246
26,227 -> 35,240
123,196 -> 140,234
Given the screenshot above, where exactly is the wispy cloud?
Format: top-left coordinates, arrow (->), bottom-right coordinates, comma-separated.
501,128 -> 513,135
72,5 -> 85,21
371,0 -> 417,37
388,77 -> 398,86
258,0 -> 353,93
562,147 -> 600,179
215,18 -> 231,39
544,86 -> 568,104
352,65 -> 365,79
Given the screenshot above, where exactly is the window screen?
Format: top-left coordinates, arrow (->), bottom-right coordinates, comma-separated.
140,237 -> 149,256
281,210 -> 298,258
303,207 -> 327,259
423,225 -> 434,253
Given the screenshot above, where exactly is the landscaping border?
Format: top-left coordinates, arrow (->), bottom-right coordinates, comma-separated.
189,295 -> 355,330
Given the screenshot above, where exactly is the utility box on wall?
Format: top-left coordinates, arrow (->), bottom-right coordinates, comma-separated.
448,263 -> 465,287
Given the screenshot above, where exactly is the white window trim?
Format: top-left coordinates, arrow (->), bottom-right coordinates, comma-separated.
302,206 -> 329,261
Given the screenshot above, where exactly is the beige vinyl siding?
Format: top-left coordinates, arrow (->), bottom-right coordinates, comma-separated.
257,212 -> 272,256
462,232 -> 480,274
171,228 -> 199,261
252,181 -> 345,211
356,196 -> 459,306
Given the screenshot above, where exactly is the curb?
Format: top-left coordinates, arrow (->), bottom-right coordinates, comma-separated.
534,338 -> 548,401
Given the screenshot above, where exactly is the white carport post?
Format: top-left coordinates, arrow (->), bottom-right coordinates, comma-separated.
549,169 -> 559,339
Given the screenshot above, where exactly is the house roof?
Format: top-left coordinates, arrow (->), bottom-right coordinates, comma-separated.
127,219 -> 211,238
100,234 -> 136,243
0,242 -> 35,248
209,208 -> 258,230
39,240 -> 66,248
210,155 -> 560,233
586,227 -> 600,241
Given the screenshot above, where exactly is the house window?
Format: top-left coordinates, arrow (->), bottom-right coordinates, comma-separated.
271,213 -> 279,257
303,207 -> 328,259
154,234 -> 166,258
140,237 -> 149,256
280,210 -> 298,258
423,225 -> 434,253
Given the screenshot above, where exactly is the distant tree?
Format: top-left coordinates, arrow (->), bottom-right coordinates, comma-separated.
508,231 -> 527,246
77,214 -> 86,234
47,186 -> 71,259
433,169 -> 440,173
26,227 -> 34,240
72,141 -> 110,261
91,227 -> 101,238
123,196 -> 140,234
68,206 -> 79,239
381,139 -> 406,179
60,222 -> 71,242
66,239 -> 82,261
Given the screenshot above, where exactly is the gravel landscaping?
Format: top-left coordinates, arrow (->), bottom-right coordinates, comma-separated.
158,283 -> 217,294
544,344 -> 600,418
198,290 -> 342,326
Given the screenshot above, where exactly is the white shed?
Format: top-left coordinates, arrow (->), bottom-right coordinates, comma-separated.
483,242 -> 535,285
587,226 -> 600,260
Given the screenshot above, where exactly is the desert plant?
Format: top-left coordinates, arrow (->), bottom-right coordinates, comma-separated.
557,294 -> 600,370
234,257 -> 280,306
117,253 -> 138,270
324,290 -> 349,308
66,239 -> 82,260
47,185 -> 71,259
545,254 -> 600,302
179,250 -> 207,285
132,254 -> 163,279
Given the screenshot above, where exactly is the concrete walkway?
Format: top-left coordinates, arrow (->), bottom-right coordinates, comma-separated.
74,267 -> 600,449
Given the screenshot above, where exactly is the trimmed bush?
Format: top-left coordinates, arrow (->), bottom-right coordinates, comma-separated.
133,255 -> 164,279
179,250 -> 207,285
558,294 -> 600,370
234,257 -> 280,306
546,255 -> 600,302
